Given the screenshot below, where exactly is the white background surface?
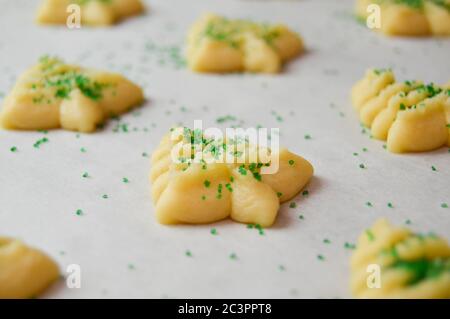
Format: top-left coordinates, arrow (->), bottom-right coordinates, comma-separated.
0,0 -> 449,298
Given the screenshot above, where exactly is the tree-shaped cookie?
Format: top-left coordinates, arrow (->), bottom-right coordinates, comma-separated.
37,0 -> 145,26
187,13 -> 304,73
0,56 -> 144,133
0,237 -> 59,299
351,219 -> 450,298
351,68 -> 450,153
355,0 -> 450,36
150,128 -> 313,227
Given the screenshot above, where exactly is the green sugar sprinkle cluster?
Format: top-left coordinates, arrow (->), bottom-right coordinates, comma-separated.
375,232 -> 450,286
172,127 -> 274,183
144,41 -> 186,69
30,56 -> 112,104
390,258 -> 450,286
33,137 -> 49,148
199,16 -> 285,49
247,223 -> 265,235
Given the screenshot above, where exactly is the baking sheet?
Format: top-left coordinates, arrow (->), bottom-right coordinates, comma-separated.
0,0 -> 449,298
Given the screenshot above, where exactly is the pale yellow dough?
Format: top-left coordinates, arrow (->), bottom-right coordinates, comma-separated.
355,0 -> 450,36
36,0 -> 145,26
0,56 -> 144,133
0,237 -> 59,299
150,128 -> 314,227
187,14 -> 304,74
351,219 -> 450,298
351,68 -> 450,153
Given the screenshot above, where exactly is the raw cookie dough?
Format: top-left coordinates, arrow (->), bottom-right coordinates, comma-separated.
0,56 -> 144,133
150,127 -> 313,227
355,0 -> 450,36
187,13 -> 304,73
350,219 -> 450,298
351,68 -> 450,153
36,0 -> 145,26
0,237 -> 59,299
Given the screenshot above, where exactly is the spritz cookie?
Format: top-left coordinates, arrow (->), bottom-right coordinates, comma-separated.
150,127 -> 313,227
0,56 -> 144,133
187,14 -> 304,73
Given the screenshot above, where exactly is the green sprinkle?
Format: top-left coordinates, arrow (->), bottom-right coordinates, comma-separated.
75,209 -> 83,216
128,264 -> 135,270
216,183 -> 223,199
210,228 -> 218,235
366,229 -> 375,242
441,203 -> 448,208
277,192 -> 283,198
366,201 -> 373,207
238,165 -> 247,175
225,183 -> 233,192
247,224 -> 254,229
405,219 -> 412,225
362,147 -> 368,152
302,190 -> 309,197
431,166 -> 437,171
353,152 -> 359,156
304,134 -> 311,140
299,214 -> 304,220
229,253 -> 237,260
122,177 -> 129,183
289,202 -> 297,209
102,194 -> 108,199
359,163 -> 366,169
216,115 -> 236,124
317,254 -> 325,261
10,146 -> 18,152
344,242 -> 356,250
82,172 -> 89,178
201,195 -> 206,200
288,159 -> 295,166
323,239 -> 331,244
142,152 -> 148,157
278,265 -> 286,271
252,172 -> 262,181
80,147 -> 87,153
204,180 -> 211,188
185,250 -> 192,257
387,202 -> 394,208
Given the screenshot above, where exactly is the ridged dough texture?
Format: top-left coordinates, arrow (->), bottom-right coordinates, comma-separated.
351,219 -> 450,298
355,0 -> 450,36
351,68 -> 450,153
187,13 -> 304,74
150,128 -> 314,227
0,237 -> 59,299
36,0 -> 145,26
0,56 -> 144,133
